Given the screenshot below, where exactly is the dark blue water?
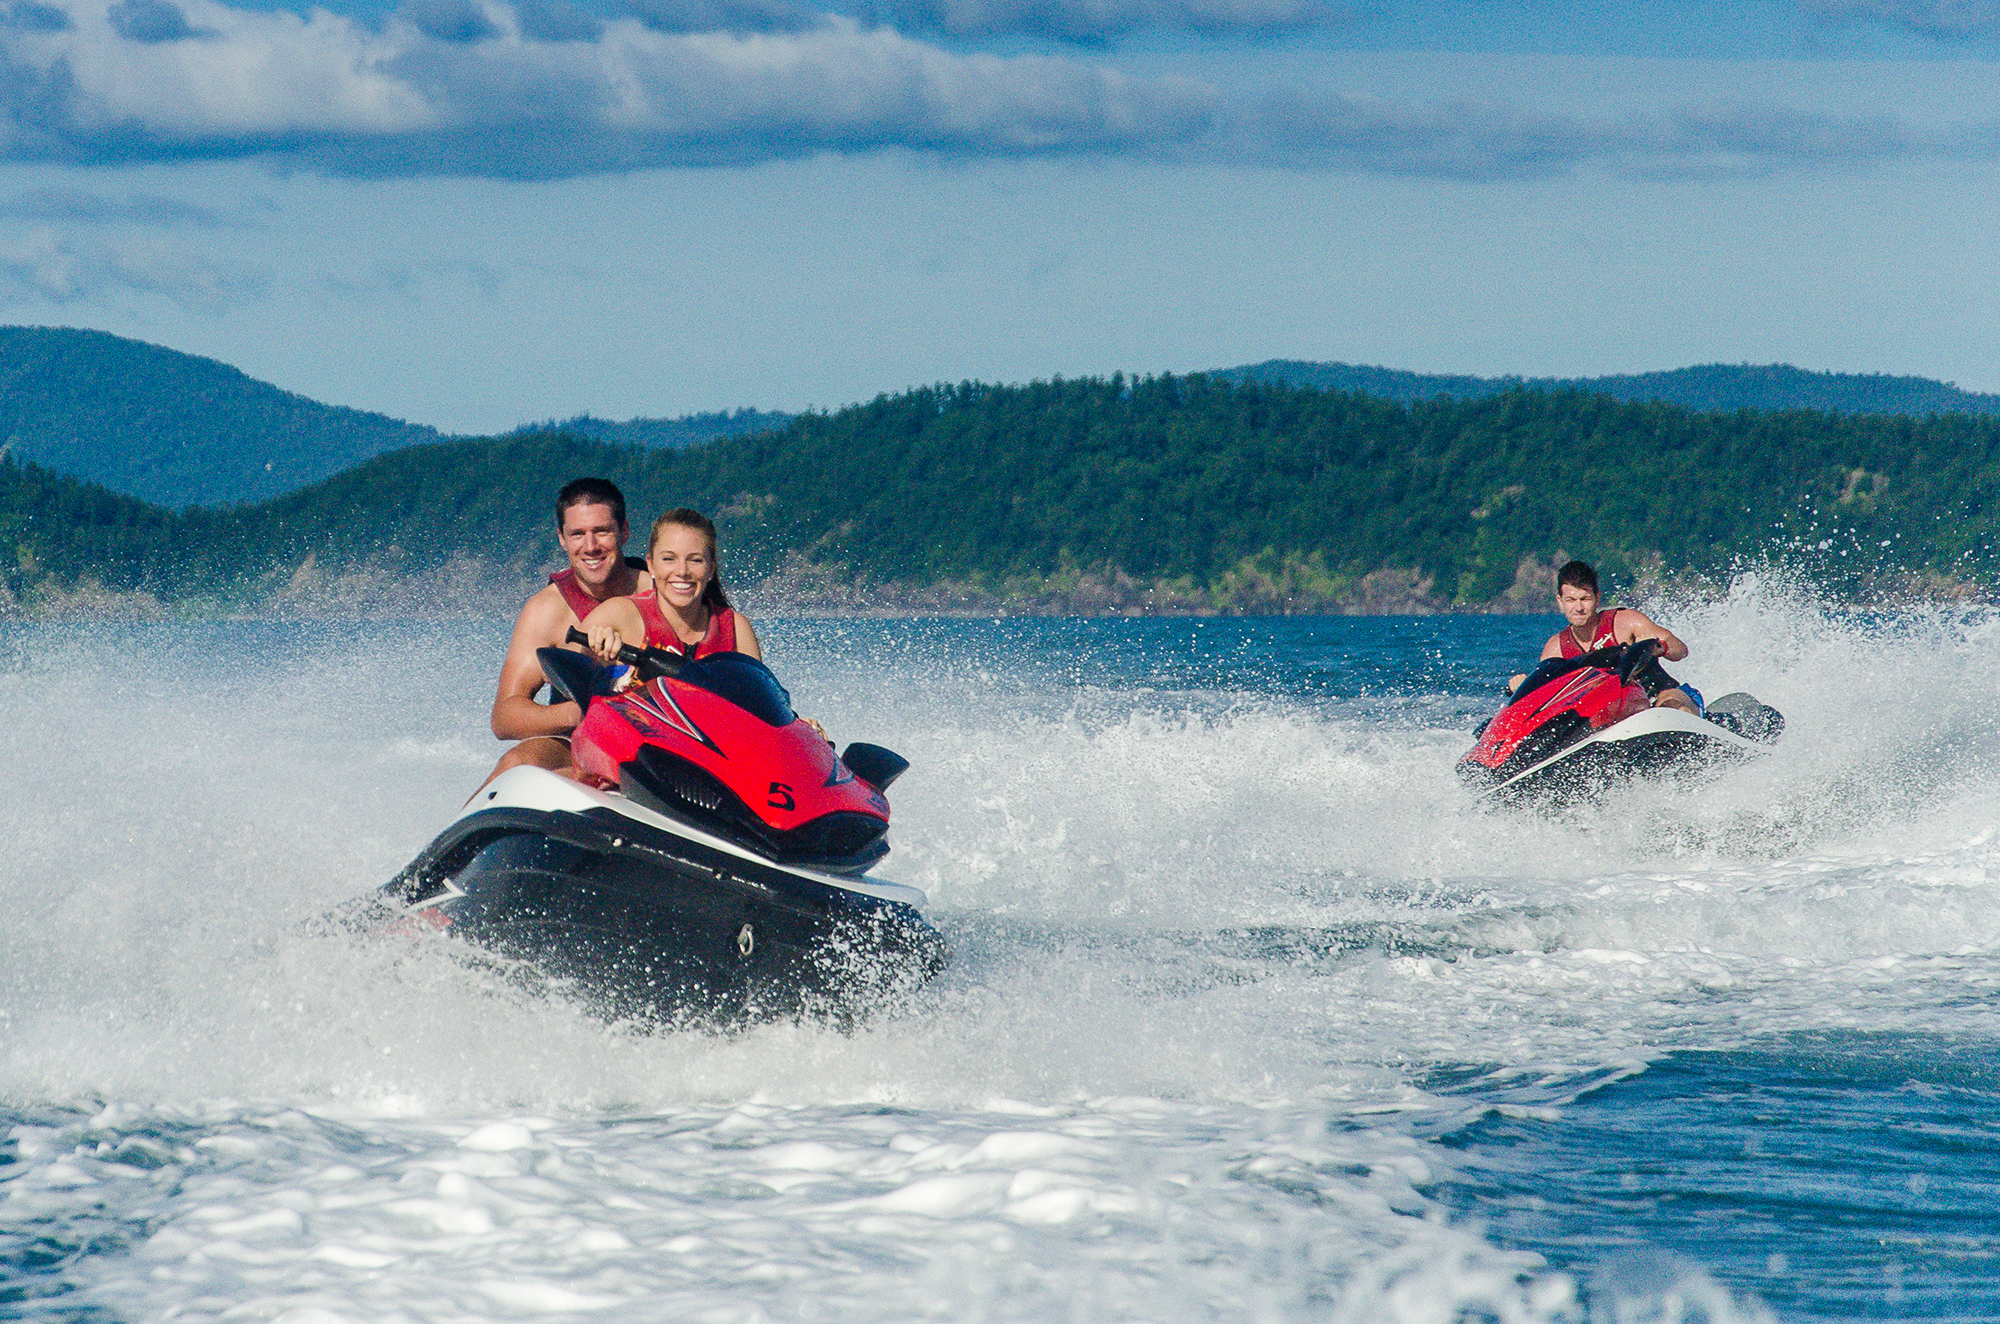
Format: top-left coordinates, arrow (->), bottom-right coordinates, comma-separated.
1434,1035 -> 2000,1320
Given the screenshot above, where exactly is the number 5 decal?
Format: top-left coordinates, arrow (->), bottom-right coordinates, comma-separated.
767,781 -> 796,810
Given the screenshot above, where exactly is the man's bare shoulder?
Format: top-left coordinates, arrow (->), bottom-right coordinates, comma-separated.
1612,608 -> 1662,638
514,582 -> 578,643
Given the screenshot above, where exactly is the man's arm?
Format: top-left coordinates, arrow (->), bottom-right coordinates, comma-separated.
491,590 -> 581,740
1612,610 -> 1689,662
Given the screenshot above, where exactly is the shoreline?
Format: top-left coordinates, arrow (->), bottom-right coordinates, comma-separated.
1,553 -> 1991,623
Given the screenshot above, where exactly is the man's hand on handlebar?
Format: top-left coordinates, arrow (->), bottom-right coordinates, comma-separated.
1615,637 -> 1664,685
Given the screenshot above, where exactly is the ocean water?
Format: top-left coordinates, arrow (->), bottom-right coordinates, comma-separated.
3,575 -> 1999,1322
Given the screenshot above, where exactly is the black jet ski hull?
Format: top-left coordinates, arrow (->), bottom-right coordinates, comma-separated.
356,767 -> 947,1025
1465,705 -> 1775,809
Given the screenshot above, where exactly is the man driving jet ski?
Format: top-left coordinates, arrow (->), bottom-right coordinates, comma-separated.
473,477 -> 648,794
1508,560 -> 1701,715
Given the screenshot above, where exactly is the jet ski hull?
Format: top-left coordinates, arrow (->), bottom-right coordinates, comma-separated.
357,767 -> 947,1024
1465,705 -> 1775,808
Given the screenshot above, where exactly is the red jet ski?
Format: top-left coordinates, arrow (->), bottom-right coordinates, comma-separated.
352,633 -> 946,1024
1457,639 -> 1784,806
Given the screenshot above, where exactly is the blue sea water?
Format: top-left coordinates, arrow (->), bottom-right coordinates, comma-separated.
3,577 -> 1999,1322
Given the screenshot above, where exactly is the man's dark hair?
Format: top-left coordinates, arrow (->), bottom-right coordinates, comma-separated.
555,477 -> 627,530
1556,560 -> 1599,594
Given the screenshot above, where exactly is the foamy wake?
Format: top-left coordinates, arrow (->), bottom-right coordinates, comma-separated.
2,589 -> 1990,1320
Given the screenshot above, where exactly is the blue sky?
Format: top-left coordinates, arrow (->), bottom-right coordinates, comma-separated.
0,0 -> 1995,431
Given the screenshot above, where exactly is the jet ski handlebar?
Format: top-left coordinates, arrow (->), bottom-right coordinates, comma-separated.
1615,637 -> 1661,684
564,627 -> 685,681
1568,638 -> 1659,683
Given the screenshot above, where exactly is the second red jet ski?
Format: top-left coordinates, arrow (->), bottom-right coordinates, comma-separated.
1458,639 -> 1784,807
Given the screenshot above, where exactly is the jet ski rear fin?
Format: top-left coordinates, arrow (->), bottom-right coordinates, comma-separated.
842,743 -> 909,792
1705,692 -> 1785,743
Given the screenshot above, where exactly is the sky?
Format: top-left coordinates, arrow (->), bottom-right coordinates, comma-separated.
0,0 -> 1997,432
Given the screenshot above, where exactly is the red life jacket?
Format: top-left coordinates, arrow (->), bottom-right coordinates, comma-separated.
547,558 -> 647,622
1556,608 -> 1622,659
633,593 -> 737,658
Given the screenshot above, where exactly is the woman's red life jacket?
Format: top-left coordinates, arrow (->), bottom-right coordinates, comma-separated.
632,593 -> 737,657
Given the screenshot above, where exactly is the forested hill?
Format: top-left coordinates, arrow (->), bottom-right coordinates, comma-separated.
1220,361 -> 2000,418
6,374 -> 1996,618
0,326 -> 793,509
0,326 -> 445,508
11,323 -> 1997,518
505,410 -> 791,449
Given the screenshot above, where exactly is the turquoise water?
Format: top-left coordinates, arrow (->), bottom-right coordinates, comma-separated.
3,582 -> 1999,1321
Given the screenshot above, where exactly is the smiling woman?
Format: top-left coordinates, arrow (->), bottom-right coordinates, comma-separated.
580,506 -> 762,664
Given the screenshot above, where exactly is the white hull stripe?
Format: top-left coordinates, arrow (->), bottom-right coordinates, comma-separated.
462,765 -> 928,908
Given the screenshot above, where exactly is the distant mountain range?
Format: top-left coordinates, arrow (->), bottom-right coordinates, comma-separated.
504,410 -> 791,450
0,326 -> 446,509
0,327 -> 789,507
1215,360 -> 2000,417
6,324 -> 2000,509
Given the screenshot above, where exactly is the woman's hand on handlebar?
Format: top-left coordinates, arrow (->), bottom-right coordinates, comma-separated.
584,622 -> 629,665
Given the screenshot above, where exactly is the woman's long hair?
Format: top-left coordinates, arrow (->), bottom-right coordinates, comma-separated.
648,508 -> 732,612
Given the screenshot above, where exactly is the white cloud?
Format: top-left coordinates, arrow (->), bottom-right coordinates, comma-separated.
1220,91 -> 1957,180
0,226 -> 263,308
884,0 -> 1339,42
1805,0 -> 2000,38
0,184 -> 229,223
1226,92 -> 1592,178
106,0 -> 210,42
0,0 -> 1991,179
0,1 -> 1217,173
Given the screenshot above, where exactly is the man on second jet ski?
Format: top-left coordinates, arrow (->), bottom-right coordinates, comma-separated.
1510,560 -> 1700,715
